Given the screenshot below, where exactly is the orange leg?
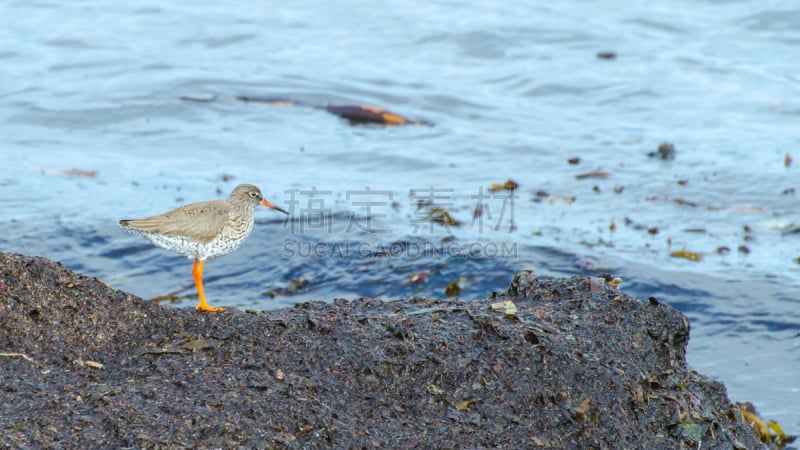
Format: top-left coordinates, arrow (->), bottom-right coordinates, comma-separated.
192,258 -> 225,312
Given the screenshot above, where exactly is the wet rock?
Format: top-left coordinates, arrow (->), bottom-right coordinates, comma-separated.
506,269 -> 536,297
0,252 -> 763,448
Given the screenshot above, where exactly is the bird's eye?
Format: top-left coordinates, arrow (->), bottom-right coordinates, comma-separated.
249,191 -> 258,198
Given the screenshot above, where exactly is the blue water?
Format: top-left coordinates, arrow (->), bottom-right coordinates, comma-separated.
1,0 -> 799,433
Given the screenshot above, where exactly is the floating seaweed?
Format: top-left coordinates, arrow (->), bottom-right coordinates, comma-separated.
670,250 -> 702,262
737,402 -> 796,449
426,207 -> 460,226
488,179 -> 519,192
408,271 -> 430,284
444,281 -> 460,297
41,168 -> 98,178
182,95 -> 431,126
648,142 -> 676,160
575,170 -> 610,180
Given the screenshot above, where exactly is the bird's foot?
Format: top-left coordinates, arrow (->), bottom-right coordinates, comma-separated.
196,303 -> 226,312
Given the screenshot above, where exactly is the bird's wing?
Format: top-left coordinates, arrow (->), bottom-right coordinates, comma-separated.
120,200 -> 231,244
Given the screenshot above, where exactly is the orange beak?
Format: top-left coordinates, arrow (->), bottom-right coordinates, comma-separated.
261,199 -> 289,215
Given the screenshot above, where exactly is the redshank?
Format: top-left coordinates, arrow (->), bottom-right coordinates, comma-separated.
119,184 -> 288,312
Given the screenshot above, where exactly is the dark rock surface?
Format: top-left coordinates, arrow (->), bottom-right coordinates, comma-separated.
0,252 -> 762,448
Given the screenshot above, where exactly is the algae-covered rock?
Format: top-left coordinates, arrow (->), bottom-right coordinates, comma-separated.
0,252 -> 763,448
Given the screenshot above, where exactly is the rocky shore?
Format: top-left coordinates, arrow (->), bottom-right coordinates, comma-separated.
0,252 -> 762,448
